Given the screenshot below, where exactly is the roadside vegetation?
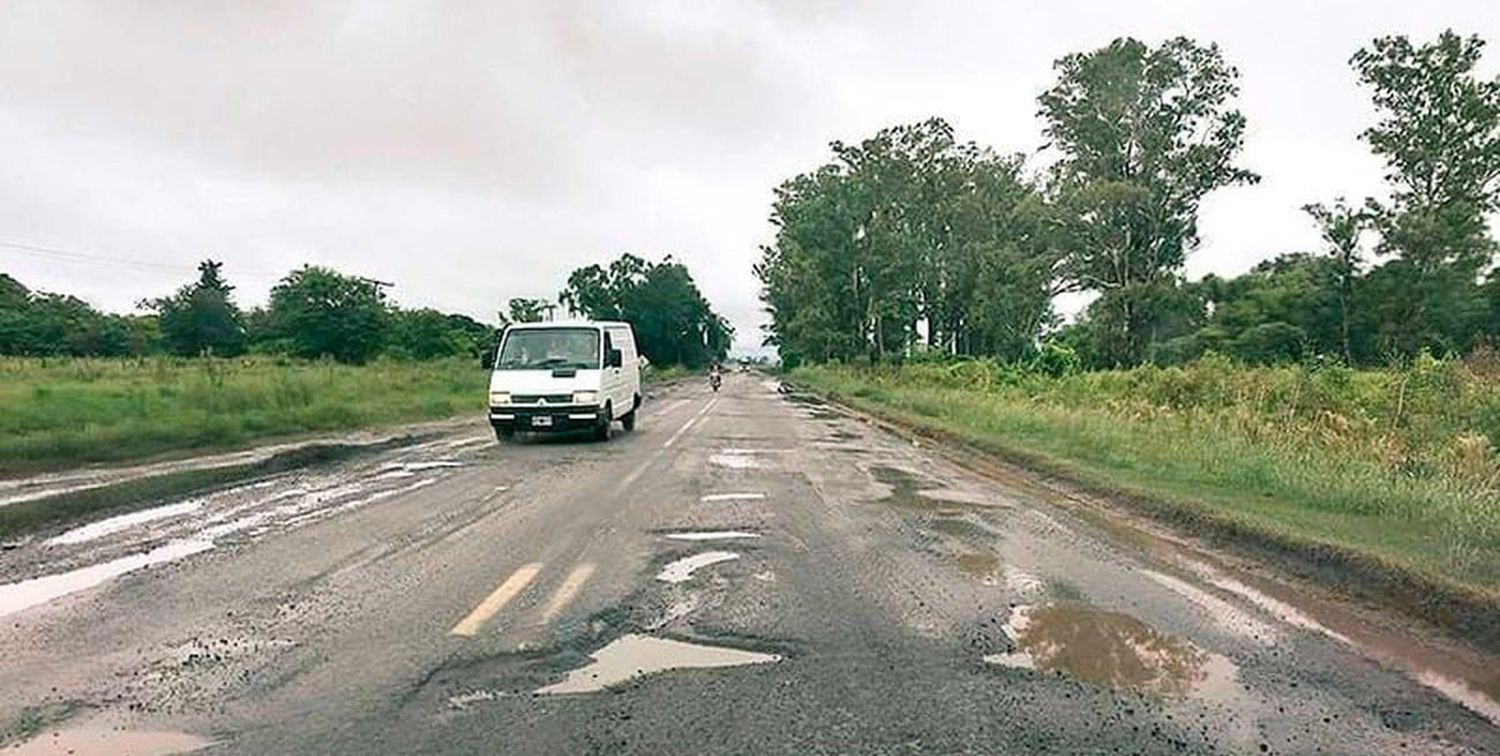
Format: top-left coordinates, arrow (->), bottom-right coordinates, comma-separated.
762,31 -> 1500,617
0,356 -> 485,475
795,353 -> 1500,596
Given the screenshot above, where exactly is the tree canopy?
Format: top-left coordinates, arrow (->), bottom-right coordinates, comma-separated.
560,253 -> 730,367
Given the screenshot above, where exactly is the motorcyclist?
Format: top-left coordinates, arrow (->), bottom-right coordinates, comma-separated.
709,361 -> 723,391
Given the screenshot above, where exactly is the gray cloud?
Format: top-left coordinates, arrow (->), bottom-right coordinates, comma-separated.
1,1 -> 1497,351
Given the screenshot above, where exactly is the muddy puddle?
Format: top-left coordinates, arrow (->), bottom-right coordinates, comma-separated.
535,634 -> 780,694
663,531 -> 760,541
957,551 -> 1000,581
985,602 -> 1239,702
656,551 -> 739,583
10,728 -> 210,755
0,539 -> 214,618
45,499 -> 205,546
869,466 -> 981,513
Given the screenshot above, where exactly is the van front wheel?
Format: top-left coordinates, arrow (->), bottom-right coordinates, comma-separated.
594,404 -> 613,441
620,410 -> 636,432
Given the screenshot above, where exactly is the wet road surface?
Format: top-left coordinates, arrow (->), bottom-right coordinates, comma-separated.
2,373 -> 1498,754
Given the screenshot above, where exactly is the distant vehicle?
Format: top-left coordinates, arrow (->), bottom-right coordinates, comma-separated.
488,321 -> 641,442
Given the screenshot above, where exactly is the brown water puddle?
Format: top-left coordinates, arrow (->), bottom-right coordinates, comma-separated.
535,634 -> 781,694
957,552 -> 1000,581
11,728 -> 210,755
986,602 -> 1238,701
934,441 -> 1500,724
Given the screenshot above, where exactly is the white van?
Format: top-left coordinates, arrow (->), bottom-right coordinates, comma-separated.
487,321 -> 642,441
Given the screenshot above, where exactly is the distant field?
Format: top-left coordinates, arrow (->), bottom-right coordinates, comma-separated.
793,356 -> 1500,600
0,357 -> 696,476
0,357 -> 488,475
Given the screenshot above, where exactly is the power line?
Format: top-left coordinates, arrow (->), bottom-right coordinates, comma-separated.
0,239 -> 306,284
0,239 -> 200,273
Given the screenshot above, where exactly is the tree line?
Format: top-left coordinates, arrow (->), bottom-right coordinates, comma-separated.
1,253 -> 730,367
757,31 -> 1500,369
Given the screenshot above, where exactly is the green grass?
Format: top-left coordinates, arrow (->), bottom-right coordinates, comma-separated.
0,356 -> 702,476
793,356 -> 1500,598
0,356 -> 488,475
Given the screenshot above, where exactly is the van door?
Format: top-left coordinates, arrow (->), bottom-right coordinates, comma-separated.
601,329 -> 623,420
617,326 -> 641,410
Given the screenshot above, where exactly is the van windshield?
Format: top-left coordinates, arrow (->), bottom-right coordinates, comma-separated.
495,328 -> 600,370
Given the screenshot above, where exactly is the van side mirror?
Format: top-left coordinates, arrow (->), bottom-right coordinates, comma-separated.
639,355 -> 650,369
607,348 -> 623,368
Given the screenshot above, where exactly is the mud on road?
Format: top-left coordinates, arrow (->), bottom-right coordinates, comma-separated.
1,374 -> 1497,754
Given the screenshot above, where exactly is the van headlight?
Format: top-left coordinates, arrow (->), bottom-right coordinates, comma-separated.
572,390 -> 599,406
489,391 -> 511,406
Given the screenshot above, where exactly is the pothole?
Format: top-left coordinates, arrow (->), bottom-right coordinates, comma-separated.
984,602 -> 1239,701
535,634 -> 781,694
656,551 -> 739,583
956,552 -> 1000,582
9,728 -> 211,755
0,539 -> 215,618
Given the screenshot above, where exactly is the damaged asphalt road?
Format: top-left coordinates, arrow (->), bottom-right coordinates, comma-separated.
1,374 -> 1498,754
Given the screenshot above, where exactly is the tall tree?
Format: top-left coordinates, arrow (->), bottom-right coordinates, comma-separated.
1302,199 -> 1367,363
1040,37 -> 1259,365
757,118 -> 1053,365
147,260 -> 247,357
1350,31 -> 1500,357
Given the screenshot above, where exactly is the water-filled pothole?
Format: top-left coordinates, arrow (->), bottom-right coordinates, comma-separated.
985,602 -> 1239,701
10,728 -> 211,755
655,551 -> 739,583
535,634 -> 780,694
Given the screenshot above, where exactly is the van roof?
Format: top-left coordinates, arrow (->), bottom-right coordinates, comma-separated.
505,320 -> 631,330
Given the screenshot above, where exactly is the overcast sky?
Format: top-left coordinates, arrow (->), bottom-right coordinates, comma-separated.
2,1 -> 1497,352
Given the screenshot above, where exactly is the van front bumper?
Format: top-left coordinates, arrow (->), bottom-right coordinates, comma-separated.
490,405 -> 602,433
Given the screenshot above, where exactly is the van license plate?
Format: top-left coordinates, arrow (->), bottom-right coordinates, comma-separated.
531,416 -> 552,428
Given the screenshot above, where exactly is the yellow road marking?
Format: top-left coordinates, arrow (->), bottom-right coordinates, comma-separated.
450,562 -> 543,637
540,562 -> 596,623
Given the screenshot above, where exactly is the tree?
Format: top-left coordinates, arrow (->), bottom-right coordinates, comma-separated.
1350,31 -> 1500,357
266,266 -> 388,363
1302,200 -> 1367,363
506,298 -> 551,324
1039,37 -> 1259,365
147,260 -> 246,357
756,118 -> 1054,365
561,253 -> 730,367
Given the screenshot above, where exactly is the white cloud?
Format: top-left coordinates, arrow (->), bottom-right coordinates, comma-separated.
0,0 -> 1496,350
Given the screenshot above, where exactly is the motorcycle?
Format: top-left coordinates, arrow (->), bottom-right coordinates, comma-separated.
709,371 -> 722,392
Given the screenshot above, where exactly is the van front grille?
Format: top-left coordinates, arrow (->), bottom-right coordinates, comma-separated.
512,393 -> 573,405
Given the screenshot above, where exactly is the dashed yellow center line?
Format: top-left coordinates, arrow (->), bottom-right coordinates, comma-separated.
450,562 -> 543,637
540,562 -> 596,623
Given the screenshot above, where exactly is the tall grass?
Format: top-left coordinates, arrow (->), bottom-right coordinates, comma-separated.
0,356 -> 488,475
794,352 -> 1500,593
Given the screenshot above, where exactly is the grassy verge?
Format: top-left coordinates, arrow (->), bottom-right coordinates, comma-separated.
0,356 -> 487,476
0,356 -> 704,477
792,358 -> 1500,638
